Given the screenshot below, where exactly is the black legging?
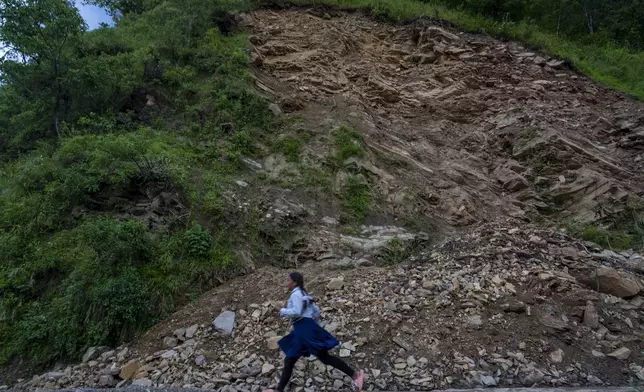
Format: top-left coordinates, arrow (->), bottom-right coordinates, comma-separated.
276,351 -> 355,391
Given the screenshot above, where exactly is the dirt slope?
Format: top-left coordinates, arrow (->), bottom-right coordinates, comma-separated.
247,8 -> 643,227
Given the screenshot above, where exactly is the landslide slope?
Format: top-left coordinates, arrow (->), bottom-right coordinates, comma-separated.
7,7 -> 644,392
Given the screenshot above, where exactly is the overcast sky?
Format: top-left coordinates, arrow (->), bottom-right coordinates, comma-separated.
77,3 -> 113,30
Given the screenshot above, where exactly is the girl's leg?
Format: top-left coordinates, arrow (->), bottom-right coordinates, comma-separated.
317,350 -> 365,390
316,350 -> 355,377
276,356 -> 299,392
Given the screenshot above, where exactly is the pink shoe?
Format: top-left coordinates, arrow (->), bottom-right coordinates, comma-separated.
353,369 -> 365,391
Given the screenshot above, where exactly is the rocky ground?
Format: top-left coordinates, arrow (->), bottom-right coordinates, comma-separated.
8,221 -> 644,391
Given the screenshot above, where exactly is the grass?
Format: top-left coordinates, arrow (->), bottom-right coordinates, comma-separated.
331,125 -> 366,167
292,0 -> 644,100
341,174 -> 372,223
564,202 -> 644,251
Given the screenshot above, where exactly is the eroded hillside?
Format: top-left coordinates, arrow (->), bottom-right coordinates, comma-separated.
6,6 -> 644,392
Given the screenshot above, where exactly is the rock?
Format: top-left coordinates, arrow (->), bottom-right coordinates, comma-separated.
521,369 -> 545,385
261,363 -> 275,375
173,328 -> 186,338
161,350 -> 177,359
533,56 -> 546,65
607,347 -> 631,360
529,235 -> 545,245
356,258 -> 374,267
494,164 -> 529,192
327,277 -> 345,290
333,380 -> 344,389
163,336 -> 178,348
588,268 -> 642,298
587,375 -> 603,385
560,246 -> 579,260
98,375 -> 115,387
132,378 -> 152,387
466,314 -> 483,328
185,324 -> 199,339
45,372 -> 65,381
267,336 -> 282,350
501,301 -> 526,313
591,350 -> 605,357
583,301 -> 599,329
538,314 -> 568,330
82,347 -> 105,363
119,362 -> 140,380
195,355 -> 207,367
269,103 -> 282,116
322,216 -> 339,226
550,349 -> 564,363
474,374 -> 497,387
213,311 -> 236,334
392,336 -> 411,351
339,349 -> 351,358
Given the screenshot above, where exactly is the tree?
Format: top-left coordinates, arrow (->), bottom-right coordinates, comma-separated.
0,0 -> 85,140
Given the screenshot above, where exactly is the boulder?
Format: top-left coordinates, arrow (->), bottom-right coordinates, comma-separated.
607,347 -> 631,360
583,301 -> 599,329
327,277 -> 345,290
213,311 -> 236,334
119,362 -> 140,380
587,268 -> 642,298
162,337 -> 178,348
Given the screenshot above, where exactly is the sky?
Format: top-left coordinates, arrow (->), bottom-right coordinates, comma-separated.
77,3 -> 113,30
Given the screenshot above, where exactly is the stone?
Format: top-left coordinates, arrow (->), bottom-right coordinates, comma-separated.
550,349 -> 564,363
607,347 -> 631,360
163,336 -> 178,348
185,324 -> 199,339
501,301 -> 526,313
267,336 -> 282,350
474,374 -> 497,387
583,301 -> 599,329
560,246 -> 579,260
588,268 -> 642,298
466,314 -> 483,328
98,375 -> 115,387
173,328 -> 186,338
538,314 -> 568,331
356,258 -> 374,267
195,355 -> 207,367
591,350 -> 605,357
269,103 -> 282,116
119,362 -> 140,380
322,216 -> 339,226
333,380 -> 344,389
261,363 -> 275,375
132,378 -> 152,387
161,350 -> 178,359
587,375 -> 603,385
327,277 -> 345,290
339,349 -> 351,358
521,369 -> 545,385
213,311 -> 236,335
392,336 -> 411,351
82,347 -> 104,363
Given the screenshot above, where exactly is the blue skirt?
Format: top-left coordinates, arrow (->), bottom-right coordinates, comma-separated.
278,317 -> 339,358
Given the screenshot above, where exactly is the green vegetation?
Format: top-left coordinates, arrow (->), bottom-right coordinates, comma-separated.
341,174 -> 372,223
293,0 -> 644,99
0,0 -> 270,367
564,203 -> 644,250
331,125 -> 366,167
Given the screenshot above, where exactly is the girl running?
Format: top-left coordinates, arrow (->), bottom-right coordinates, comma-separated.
264,272 -> 365,392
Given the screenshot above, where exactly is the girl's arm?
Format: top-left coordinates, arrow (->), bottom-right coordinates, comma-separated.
280,290 -> 304,318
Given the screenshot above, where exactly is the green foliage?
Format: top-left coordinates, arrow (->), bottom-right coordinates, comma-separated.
332,126 -> 366,166
0,0 -> 267,368
184,224 -> 213,259
341,174 -> 372,223
275,135 -> 304,163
